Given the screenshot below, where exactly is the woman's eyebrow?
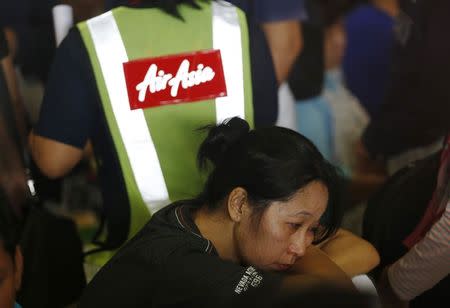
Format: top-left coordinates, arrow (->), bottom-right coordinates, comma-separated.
289,210 -> 312,217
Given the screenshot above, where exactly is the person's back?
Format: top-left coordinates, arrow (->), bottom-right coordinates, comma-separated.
30,0 -> 278,266
343,2 -> 397,118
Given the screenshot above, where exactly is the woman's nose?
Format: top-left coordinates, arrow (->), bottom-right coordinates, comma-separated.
288,234 -> 309,257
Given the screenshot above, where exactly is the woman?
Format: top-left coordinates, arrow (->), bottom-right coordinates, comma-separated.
79,117 -> 378,307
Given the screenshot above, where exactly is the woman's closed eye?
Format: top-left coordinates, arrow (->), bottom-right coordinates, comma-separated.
288,223 -> 302,230
288,223 -> 321,236
289,222 -> 318,230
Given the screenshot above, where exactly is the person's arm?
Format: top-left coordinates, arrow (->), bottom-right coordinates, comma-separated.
377,266 -> 409,308
29,28 -> 97,178
316,228 -> 380,277
286,245 -> 356,291
381,201 -> 450,304
253,0 -> 307,84
28,132 -> 84,179
3,27 -> 18,59
0,124 -> 27,216
262,21 -> 302,84
0,28 -> 27,146
1,54 -> 27,144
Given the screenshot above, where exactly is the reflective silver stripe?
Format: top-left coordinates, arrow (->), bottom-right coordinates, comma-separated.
212,1 -> 245,124
87,12 -> 170,214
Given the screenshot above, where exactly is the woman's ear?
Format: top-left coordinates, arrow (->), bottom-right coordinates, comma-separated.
14,246 -> 23,291
227,187 -> 249,222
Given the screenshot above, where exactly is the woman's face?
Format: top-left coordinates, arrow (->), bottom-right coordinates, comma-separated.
235,181 -> 328,271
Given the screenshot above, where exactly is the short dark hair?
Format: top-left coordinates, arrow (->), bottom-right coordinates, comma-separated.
111,0 -> 212,19
196,117 -> 343,243
0,186 -> 20,258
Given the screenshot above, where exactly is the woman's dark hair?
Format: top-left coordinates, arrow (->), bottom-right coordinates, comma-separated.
112,0 -> 211,19
196,117 -> 343,243
0,186 -> 20,259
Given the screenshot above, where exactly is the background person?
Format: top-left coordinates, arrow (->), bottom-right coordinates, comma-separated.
356,0 -> 450,175
364,135 -> 449,307
29,0 -> 278,268
343,0 -> 399,119
0,188 -> 24,308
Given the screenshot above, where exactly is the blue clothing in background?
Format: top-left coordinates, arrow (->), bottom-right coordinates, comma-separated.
296,96 -> 334,163
296,69 -> 369,177
15,303 -> 22,308
343,5 -> 395,118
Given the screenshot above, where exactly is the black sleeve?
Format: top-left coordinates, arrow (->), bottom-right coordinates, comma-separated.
0,29 -> 8,60
362,0 -> 450,159
34,27 -> 99,149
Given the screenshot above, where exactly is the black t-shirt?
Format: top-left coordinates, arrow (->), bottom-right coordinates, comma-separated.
79,202 -> 283,307
0,29 -> 8,60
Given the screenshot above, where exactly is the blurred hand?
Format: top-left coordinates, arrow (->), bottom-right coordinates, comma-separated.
354,140 -> 386,175
377,266 -> 409,308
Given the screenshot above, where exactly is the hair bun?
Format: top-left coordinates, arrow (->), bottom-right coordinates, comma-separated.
198,117 -> 250,169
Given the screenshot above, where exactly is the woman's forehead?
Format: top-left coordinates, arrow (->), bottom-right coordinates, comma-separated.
271,182 -> 328,219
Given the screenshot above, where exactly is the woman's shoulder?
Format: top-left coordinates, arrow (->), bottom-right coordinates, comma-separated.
119,201 -> 212,262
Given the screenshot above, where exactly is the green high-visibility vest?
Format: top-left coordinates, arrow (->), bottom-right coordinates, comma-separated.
78,1 -> 253,264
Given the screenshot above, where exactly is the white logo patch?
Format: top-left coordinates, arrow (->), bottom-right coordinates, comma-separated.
234,266 -> 263,294
135,59 -> 216,101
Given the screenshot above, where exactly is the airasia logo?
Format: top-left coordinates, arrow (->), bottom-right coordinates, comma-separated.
123,50 -> 227,110
136,60 -> 215,101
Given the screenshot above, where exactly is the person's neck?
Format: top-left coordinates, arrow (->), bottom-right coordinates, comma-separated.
193,206 -> 238,262
373,0 -> 400,17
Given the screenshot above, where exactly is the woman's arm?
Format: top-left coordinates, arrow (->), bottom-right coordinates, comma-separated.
317,229 -> 380,277
283,245 -> 356,291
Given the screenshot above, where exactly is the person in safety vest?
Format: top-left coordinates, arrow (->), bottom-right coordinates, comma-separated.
29,0 -> 278,266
